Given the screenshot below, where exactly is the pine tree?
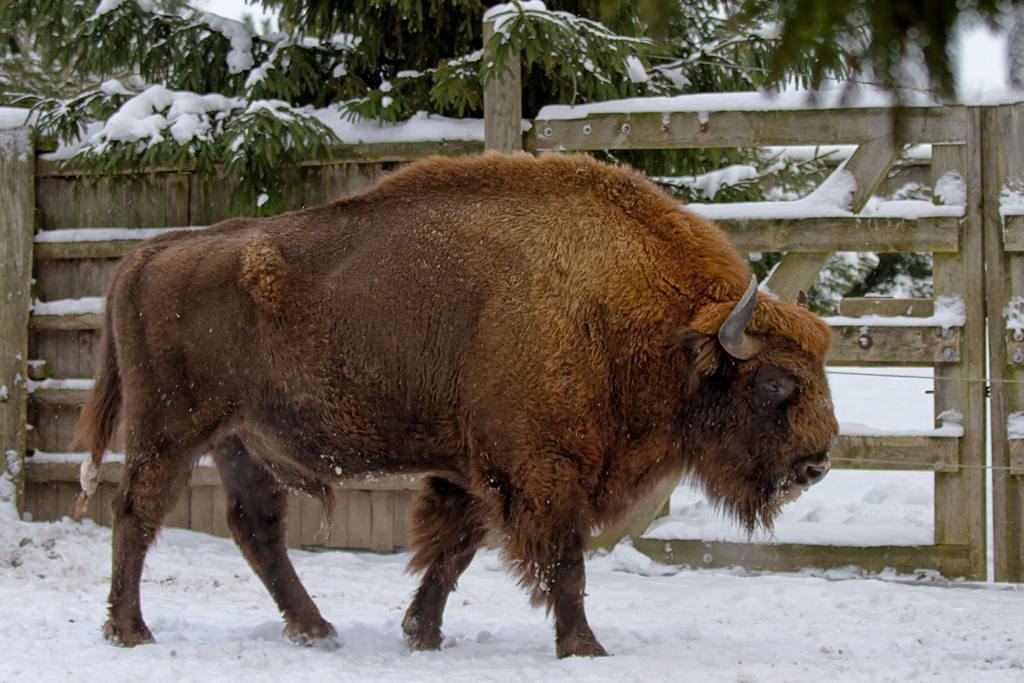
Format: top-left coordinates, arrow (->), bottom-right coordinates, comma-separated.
736,0 -> 1018,98
0,0 -> 935,311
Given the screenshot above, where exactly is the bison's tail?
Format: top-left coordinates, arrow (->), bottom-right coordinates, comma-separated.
70,308 -> 121,521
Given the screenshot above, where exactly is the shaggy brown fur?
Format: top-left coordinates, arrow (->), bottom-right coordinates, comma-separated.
73,151 -> 838,658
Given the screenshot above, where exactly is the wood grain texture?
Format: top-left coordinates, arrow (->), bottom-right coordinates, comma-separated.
845,136 -> 903,213
763,251 -> 831,304
839,298 -> 935,317
483,20 -> 522,154
632,539 -> 973,579
983,105 -> 1024,582
0,127 -> 34,510
718,216 -> 960,253
830,435 -> 959,472
347,490 -> 373,550
534,107 -> 967,151
827,326 -> 960,366
931,118 -> 988,581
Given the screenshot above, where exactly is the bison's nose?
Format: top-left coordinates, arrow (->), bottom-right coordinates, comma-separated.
802,461 -> 830,486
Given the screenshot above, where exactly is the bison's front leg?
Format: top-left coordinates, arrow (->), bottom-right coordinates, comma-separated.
499,470 -> 607,658
212,437 -> 338,648
402,477 -> 488,651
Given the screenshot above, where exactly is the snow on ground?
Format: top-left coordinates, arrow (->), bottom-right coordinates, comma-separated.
4,368 -> 1024,681
2,508 -> 1024,681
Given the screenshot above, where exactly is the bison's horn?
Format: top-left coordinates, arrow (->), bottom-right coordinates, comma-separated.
718,274 -> 762,360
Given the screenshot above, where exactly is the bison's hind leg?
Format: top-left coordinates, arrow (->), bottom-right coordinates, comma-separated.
105,443 -> 201,646
211,436 -> 338,648
402,476 -> 488,651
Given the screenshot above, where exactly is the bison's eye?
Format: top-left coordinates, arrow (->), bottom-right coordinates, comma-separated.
755,367 -> 797,409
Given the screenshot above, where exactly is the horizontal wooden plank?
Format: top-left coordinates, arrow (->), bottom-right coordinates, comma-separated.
840,298 -> 934,318
534,107 -> 968,151
25,461 -> 122,485
34,239 -> 139,260
631,538 -> 973,579
832,434 -> 959,472
1002,214 -> 1024,251
717,216 -> 959,253
30,312 -> 102,330
25,459 -> 425,491
827,325 -> 960,366
30,386 -> 90,405
34,140 -> 485,177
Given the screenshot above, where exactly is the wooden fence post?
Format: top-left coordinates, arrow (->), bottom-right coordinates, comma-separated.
931,109 -> 988,580
0,127 -> 34,514
984,103 -> 1024,582
483,17 -> 522,154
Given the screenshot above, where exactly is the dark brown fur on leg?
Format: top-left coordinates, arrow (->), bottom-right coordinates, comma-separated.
105,452 -> 195,647
212,437 -> 337,647
495,465 -> 607,658
550,534 -> 606,659
403,476 -> 488,651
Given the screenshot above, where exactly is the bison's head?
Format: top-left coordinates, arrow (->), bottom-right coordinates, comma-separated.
677,275 -> 838,533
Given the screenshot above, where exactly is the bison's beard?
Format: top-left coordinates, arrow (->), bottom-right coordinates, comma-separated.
691,467 -> 792,536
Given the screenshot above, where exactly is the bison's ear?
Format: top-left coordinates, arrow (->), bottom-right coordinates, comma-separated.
676,328 -> 724,378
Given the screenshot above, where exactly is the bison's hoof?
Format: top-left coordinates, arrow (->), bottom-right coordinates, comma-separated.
284,619 -> 340,649
102,618 -> 155,647
405,630 -> 444,651
402,612 -> 443,651
556,633 -> 608,659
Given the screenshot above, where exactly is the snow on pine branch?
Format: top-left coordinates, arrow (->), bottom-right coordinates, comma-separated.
656,164 -> 761,201
84,84 -> 243,152
480,1 -> 658,100
483,1 -> 649,48
199,12 -> 255,75
90,0 -> 154,20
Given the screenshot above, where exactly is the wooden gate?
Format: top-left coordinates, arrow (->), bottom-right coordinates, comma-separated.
531,102 -> 989,579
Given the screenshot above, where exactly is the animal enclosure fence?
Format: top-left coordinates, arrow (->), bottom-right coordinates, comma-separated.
528,100 -> 1011,582
1,88 -> 1023,578
2,138 -> 480,552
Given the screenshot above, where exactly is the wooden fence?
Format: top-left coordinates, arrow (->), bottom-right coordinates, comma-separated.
1,31 -> 1022,577
5,141 -> 480,552
530,102 -> 994,580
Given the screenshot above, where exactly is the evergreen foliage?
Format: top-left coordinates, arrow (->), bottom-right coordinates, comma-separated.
737,0 -> 1020,98
0,0 -> 957,309
2,0 -> 840,213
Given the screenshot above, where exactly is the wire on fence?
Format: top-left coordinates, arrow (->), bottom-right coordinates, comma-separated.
827,370 -> 1024,385
828,457 -> 1017,472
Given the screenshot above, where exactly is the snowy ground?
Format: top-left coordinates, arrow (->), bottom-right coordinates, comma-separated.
2,368 -> 1023,681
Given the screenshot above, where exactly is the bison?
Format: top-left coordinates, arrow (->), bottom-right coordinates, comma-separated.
72,151 -> 837,658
